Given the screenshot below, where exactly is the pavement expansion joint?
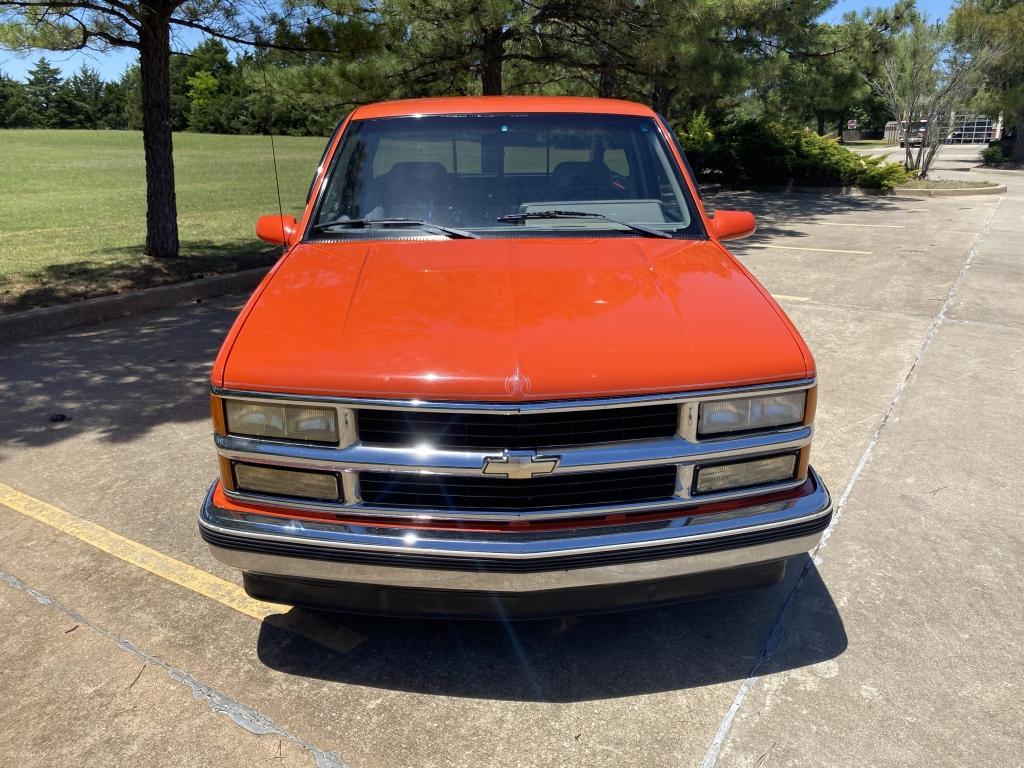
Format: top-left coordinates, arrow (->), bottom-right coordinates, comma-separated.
697,194 -> 1005,768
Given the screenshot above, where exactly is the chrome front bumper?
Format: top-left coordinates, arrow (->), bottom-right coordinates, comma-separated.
200,468 -> 831,596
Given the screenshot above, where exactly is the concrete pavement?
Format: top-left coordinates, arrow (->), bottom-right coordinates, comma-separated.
712,146 -> 1024,767
849,140 -> 998,173
1,147 -> 1020,766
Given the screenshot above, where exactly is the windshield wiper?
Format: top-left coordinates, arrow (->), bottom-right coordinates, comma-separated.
496,210 -> 673,239
313,217 -> 479,239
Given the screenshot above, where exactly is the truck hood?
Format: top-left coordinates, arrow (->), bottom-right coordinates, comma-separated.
218,237 -> 811,400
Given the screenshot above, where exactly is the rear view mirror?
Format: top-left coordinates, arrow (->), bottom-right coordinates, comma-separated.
256,214 -> 299,246
710,210 -> 756,241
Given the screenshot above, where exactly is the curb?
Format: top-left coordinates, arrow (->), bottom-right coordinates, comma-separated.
750,185 -> 890,196
892,184 -> 1007,197
703,184 -> 889,197
0,267 -> 270,344
969,166 -> 1024,177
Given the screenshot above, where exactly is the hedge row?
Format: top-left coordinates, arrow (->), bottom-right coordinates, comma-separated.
678,117 -> 909,191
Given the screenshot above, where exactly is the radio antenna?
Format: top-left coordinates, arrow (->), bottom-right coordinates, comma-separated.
259,47 -> 286,247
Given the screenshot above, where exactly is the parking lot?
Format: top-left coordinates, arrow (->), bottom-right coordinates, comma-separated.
1,145 -> 1020,767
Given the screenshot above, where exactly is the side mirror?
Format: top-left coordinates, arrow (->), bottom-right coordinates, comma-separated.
710,210 -> 756,241
256,214 -> 299,246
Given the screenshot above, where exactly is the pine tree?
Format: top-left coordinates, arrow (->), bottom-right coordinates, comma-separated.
23,57 -> 62,126
0,73 -> 33,127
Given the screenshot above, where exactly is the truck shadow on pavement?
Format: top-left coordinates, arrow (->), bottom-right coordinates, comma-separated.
256,554 -> 845,702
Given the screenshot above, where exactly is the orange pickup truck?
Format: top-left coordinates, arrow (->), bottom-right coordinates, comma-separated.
200,96 -> 832,618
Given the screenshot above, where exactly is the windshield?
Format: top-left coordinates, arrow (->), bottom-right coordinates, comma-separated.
310,113 -> 704,239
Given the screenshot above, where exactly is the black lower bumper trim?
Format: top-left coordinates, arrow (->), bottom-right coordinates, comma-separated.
201,511 -> 831,574
242,559 -> 789,620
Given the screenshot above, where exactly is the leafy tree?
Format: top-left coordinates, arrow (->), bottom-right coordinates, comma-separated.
186,69 -> 218,130
871,16 -> 997,175
170,38 -> 236,129
845,90 -> 892,134
949,0 -> 1024,161
778,19 -> 877,135
185,64 -> 250,133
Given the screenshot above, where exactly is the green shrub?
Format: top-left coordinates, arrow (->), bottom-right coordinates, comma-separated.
676,110 -> 715,176
679,118 -> 909,190
980,144 -> 1005,166
680,109 -> 715,153
856,157 -> 911,190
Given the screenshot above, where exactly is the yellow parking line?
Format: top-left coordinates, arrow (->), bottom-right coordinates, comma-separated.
0,482 -> 281,619
749,244 -> 873,255
0,481 -> 365,651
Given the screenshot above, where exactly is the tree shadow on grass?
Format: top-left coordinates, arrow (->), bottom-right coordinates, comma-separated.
0,239 -> 281,315
257,555 -> 846,703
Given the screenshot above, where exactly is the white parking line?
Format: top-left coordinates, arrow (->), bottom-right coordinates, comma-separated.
758,219 -> 904,230
747,244 -> 873,255
809,221 -> 905,229
772,294 -> 811,303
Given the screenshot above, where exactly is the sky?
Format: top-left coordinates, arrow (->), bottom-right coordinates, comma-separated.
1,0 -> 959,82
822,0 -> 955,22
0,26 -> 206,81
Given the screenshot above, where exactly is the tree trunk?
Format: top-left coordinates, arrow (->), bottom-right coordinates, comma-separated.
1014,109 -> 1024,163
480,27 -> 504,96
139,5 -> 179,258
597,53 -> 616,98
917,137 -> 933,177
816,112 -> 826,136
920,143 -> 939,178
650,83 -> 673,117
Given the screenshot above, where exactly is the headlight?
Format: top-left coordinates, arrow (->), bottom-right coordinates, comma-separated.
698,391 -> 806,436
233,462 -> 340,501
224,400 -> 339,444
693,453 -> 797,494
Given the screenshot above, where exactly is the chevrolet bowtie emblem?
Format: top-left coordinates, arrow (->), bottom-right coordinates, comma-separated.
482,450 -> 560,479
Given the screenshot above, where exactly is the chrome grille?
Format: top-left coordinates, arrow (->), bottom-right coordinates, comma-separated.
214,380 -> 815,521
358,466 -> 678,512
355,403 -> 679,449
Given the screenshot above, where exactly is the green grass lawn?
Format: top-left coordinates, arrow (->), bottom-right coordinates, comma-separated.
0,129 -> 326,313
